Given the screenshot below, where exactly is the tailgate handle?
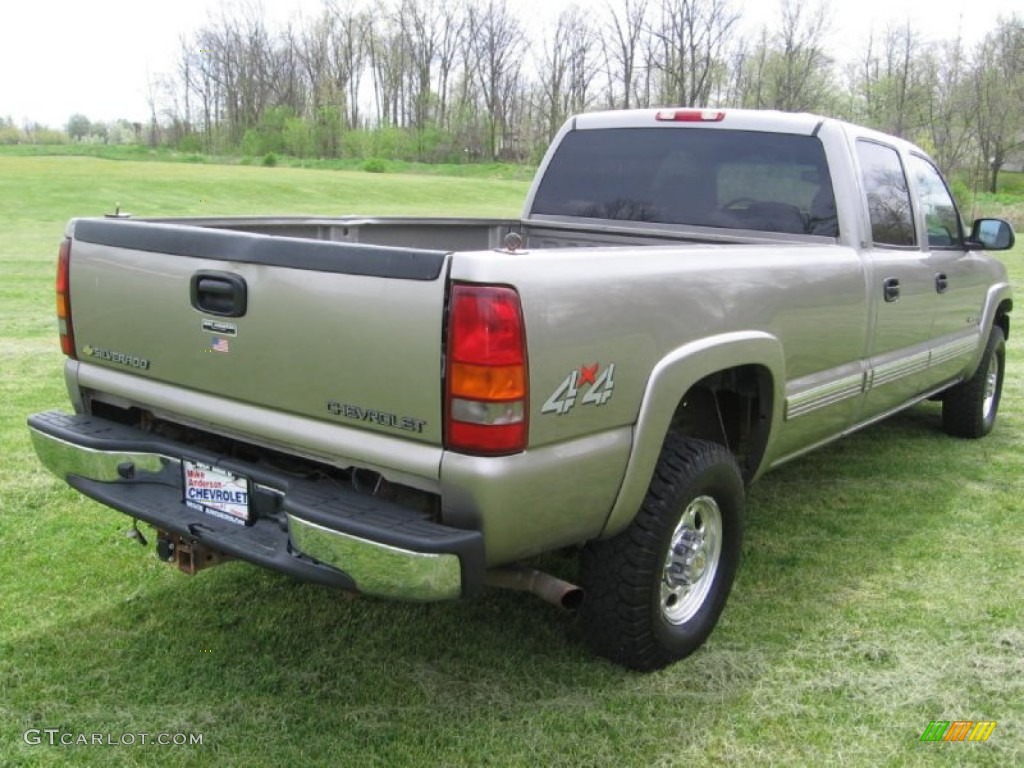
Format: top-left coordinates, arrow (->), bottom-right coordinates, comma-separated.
191,272 -> 247,317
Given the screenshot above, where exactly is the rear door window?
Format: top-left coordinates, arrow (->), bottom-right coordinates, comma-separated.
856,140 -> 917,247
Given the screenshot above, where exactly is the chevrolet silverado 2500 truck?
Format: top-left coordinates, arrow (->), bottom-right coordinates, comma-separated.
29,109 -> 1015,670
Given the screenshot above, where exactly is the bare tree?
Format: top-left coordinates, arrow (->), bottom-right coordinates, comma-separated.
536,5 -> 599,142
855,22 -> 929,137
190,4 -> 279,143
296,10 -> 332,114
434,0 -> 466,131
600,0 -> 650,108
922,35 -> 975,176
230,7 -> 276,136
649,0 -> 740,107
143,72 -> 162,147
330,6 -> 369,130
395,0 -> 444,133
368,14 -> 407,126
767,0 -> 834,112
466,0 -> 528,160
730,27 -> 770,109
184,28 -> 225,148
274,23 -> 306,116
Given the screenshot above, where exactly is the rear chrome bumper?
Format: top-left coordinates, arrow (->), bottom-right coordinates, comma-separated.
28,411 -> 483,601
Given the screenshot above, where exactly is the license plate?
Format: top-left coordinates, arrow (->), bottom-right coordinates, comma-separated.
182,460 -> 251,526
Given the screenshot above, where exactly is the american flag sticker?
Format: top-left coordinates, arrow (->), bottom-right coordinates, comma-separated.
210,337 -> 230,353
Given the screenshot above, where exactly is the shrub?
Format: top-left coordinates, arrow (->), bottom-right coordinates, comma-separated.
241,129 -> 262,157
340,130 -> 369,159
283,117 -> 314,158
262,152 -> 278,167
178,134 -> 202,154
0,124 -> 20,145
362,157 -> 387,173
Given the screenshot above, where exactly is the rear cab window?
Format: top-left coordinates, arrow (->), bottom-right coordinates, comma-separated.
530,127 -> 838,237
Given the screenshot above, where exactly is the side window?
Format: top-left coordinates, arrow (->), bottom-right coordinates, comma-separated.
856,141 -> 916,246
906,154 -> 963,248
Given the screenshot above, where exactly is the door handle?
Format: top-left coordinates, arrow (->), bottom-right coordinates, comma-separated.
935,272 -> 949,294
883,277 -> 901,303
190,271 -> 248,317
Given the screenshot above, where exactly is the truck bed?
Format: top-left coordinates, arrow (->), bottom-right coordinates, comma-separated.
139,213 -> 832,254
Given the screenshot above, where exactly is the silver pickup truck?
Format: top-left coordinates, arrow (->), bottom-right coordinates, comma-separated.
29,108 -> 1015,670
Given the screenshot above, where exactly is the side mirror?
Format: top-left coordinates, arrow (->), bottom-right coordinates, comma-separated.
968,218 -> 1015,250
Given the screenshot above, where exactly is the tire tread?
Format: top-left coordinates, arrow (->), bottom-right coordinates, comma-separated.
580,435 -> 743,671
942,325 -> 1005,439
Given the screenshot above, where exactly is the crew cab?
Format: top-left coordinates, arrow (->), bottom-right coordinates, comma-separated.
29,109 -> 1014,669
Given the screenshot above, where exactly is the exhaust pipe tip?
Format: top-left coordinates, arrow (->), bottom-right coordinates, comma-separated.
559,586 -> 585,611
486,565 -> 584,611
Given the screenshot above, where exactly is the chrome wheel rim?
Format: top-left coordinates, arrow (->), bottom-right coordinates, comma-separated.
660,495 -> 722,625
982,353 -> 1000,420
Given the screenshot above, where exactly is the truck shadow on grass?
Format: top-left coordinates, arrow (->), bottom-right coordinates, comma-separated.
5,403 -> 1016,763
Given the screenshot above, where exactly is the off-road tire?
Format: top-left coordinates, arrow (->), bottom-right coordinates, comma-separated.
579,435 -> 744,671
942,325 -> 1005,439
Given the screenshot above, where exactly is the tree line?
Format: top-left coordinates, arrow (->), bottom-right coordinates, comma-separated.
7,0 -> 1023,191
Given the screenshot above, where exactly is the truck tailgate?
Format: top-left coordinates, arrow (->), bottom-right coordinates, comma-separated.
69,219 -> 449,445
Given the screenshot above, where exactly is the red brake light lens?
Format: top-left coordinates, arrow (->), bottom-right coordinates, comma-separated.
448,286 -> 525,366
445,285 -> 528,455
57,237 -> 76,358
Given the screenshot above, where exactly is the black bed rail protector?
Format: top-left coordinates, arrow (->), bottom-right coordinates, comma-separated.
73,218 -> 448,281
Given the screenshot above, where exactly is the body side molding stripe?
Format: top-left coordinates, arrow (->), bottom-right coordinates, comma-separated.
786,336 -> 979,420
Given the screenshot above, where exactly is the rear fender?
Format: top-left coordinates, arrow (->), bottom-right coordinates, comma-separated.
599,332 -> 785,538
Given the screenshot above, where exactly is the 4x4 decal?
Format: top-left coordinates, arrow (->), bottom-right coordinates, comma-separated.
541,363 -> 616,415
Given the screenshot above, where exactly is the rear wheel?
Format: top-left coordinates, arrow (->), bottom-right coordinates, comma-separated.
942,325 -> 1005,438
579,435 -> 744,671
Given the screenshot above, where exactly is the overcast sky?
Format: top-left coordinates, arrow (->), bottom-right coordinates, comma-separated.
1,0 -> 1019,129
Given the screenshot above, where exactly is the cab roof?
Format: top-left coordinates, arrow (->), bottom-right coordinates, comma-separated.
573,108 -> 826,136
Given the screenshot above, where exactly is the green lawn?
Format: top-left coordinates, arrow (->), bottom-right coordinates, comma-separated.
1,156 -> 1021,767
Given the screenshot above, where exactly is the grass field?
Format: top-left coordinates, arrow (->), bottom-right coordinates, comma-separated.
1,155 -> 1022,767
0,143 -> 539,182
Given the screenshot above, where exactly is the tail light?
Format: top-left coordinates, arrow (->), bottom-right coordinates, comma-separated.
445,284 -> 528,455
57,237 -> 77,358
